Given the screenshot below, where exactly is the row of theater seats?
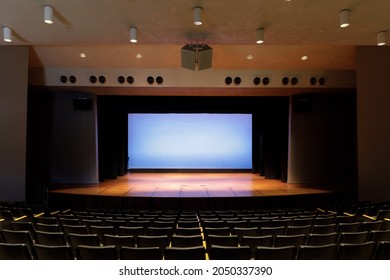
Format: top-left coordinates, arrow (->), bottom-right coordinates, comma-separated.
1,203 -> 390,260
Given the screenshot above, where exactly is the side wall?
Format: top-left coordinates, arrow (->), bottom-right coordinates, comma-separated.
356,46 -> 390,202
0,46 -> 29,201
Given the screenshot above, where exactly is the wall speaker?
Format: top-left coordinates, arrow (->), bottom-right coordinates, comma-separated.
234,77 -> 241,85
253,77 -> 261,85
310,77 -> 317,85
60,75 -> 67,83
282,77 -> 289,85
263,77 -> 270,85
127,76 -> 134,84
147,76 -> 154,84
89,76 -> 97,84
117,76 -> 125,84
319,77 -> 326,85
291,77 -> 298,85
98,76 -> 106,84
225,77 -> 232,85
156,76 -> 163,84
69,76 -> 77,84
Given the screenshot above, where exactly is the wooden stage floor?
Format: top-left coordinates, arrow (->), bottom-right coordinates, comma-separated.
50,173 -> 333,198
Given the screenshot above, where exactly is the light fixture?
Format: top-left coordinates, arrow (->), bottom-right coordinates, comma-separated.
377,31 -> 386,46
256,28 -> 264,44
301,55 -> 309,61
44,5 -> 54,24
130,27 -> 138,43
340,9 -> 350,28
3,26 -> 12,42
194,7 -> 202,25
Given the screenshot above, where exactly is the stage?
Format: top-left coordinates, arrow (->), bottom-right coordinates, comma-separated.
48,173 -> 336,211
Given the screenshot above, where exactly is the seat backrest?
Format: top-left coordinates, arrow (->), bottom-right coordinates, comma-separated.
306,232 -> 338,246
296,244 -> 337,260
336,222 -> 362,233
209,245 -> 251,260
171,234 -> 203,247
68,233 -> 100,250
76,245 -> 117,260
259,226 -> 285,237
311,224 -> 337,234
175,227 -> 201,236
137,235 -> 169,250
337,241 -> 376,260
33,244 -> 74,260
0,242 -> 32,260
375,241 -> 390,260
369,229 -> 390,242
274,234 -> 306,248
286,225 -> 311,236
255,246 -> 296,260
206,235 -> 238,248
337,231 -> 369,244
164,246 -> 206,260
35,231 -> 67,246
120,246 -> 162,260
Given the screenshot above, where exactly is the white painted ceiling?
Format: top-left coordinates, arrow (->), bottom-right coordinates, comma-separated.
1,0 -> 389,70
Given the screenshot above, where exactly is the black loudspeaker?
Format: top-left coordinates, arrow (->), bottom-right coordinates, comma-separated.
197,45 -> 213,70
181,45 -> 197,70
181,44 -> 213,70
73,98 -> 93,111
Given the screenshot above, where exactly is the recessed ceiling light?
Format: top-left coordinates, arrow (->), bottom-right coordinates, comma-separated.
246,54 -> 254,60
79,53 -> 86,58
136,53 -> 142,59
301,55 -> 309,61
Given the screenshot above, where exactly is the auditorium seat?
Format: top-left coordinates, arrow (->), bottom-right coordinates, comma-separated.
274,234 -> 306,248
34,216 -> 58,225
137,235 -> 169,252
232,227 -> 258,243
241,235 -> 273,258
203,227 -> 230,239
360,220 -> 384,231
35,223 -> 62,232
209,245 -> 251,260
336,222 -> 362,233
375,241 -> 390,260
0,243 -> 32,260
259,226 -> 285,237
177,220 -> 200,228
76,245 -> 117,260
170,234 -> 203,248
368,229 -> 390,242
120,246 -> 162,260
164,246 -> 206,260
285,225 -> 311,236
35,231 -> 67,246
306,232 -> 338,246
206,235 -> 239,249
33,244 -> 74,260
68,233 -> 100,254
0,229 -> 35,258
118,226 -> 144,239
175,227 -> 201,236
311,224 -> 337,234
89,225 -> 115,242
337,231 -> 369,244
292,217 -> 314,227
255,246 -> 296,260
296,244 -> 337,260
337,241 -> 376,260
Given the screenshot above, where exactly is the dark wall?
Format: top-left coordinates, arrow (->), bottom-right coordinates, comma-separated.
288,93 -> 357,200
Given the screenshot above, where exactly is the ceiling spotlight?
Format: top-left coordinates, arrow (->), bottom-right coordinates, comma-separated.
256,28 -> 264,44
44,5 -> 54,24
340,9 -> 350,28
3,26 -> 12,42
130,27 -> 138,43
301,55 -> 308,61
194,7 -> 203,25
377,31 -> 386,46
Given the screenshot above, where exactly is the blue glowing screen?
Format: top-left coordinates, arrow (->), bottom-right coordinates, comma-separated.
128,113 -> 252,169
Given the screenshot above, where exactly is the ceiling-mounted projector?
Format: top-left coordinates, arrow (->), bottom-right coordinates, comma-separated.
181,44 -> 213,71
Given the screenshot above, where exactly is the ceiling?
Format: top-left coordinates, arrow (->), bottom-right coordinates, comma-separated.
1,0 -> 389,70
